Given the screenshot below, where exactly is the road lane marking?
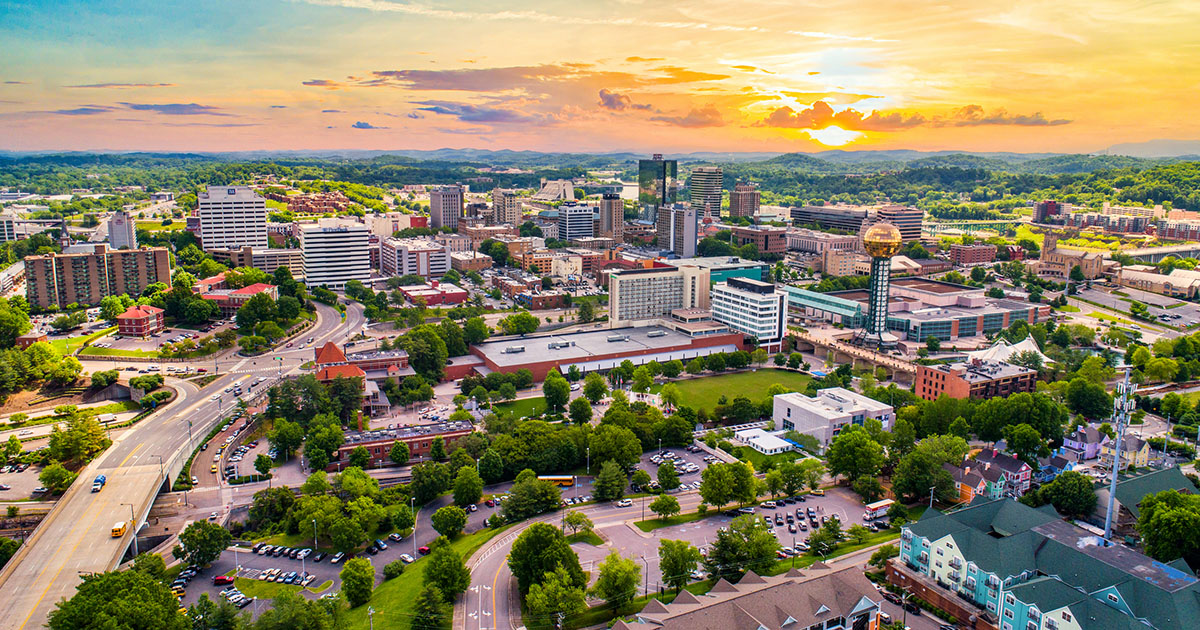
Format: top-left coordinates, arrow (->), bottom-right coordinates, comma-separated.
18,493 -> 108,630
118,442 -> 144,467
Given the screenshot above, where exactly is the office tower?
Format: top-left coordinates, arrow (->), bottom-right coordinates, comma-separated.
598,193 -> 624,241
728,182 -> 760,219
299,223 -> 370,289
557,203 -> 595,241
107,210 -> 137,250
638,154 -> 677,222
710,278 -> 787,352
608,265 -> 710,327
380,238 -> 451,277
1034,200 -> 1062,223
689,166 -> 723,217
656,204 -> 698,258
0,214 -> 15,244
789,205 -> 870,231
429,185 -> 464,230
23,244 -> 171,308
491,188 -> 522,225
197,185 -> 268,251
875,204 -> 923,242
860,223 -> 902,347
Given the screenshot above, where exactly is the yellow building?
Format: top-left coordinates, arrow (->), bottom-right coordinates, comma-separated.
1100,435 -> 1150,470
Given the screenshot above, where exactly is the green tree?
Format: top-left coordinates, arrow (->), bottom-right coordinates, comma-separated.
1036,470 -> 1098,518
431,505 -> 468,538
129,552 -> 166,580
583,372 -> 608,404
826,425 -> 884,481
1004,423 -> 1048,467
631,366 -> 653,393
478,448 -> 505,484
568,396 -> 593,425
657,459 -> 680,492
650,494 -> 680,521
588,424 -> 642,468
424,546 -> 471,602
38,462 -> 77,494
390,505 -> 415,532
526,566 -> 587,622
631,469 -> 652,492
892,450 -> 956,504
412,585 -> 449,630
564,510 -> 594,537
852,476 -> 885,503
658,539 -> 702,592
498,311 -> 540,335
339,557 -> 375,607
659,382 -> 681,411
808,516 -> 844,556
389,440 -> 410,466
869,544 -> 899,569
403,324 -> 450,382
47,570 -> 189,630
463,317 -> 489,344
348,445 -> 370,469
542,371 -> 570,413
453,465 -> 484,507
410,461 -> 452,504
269,419 -> 305,461
254,453 -> 273,481
508,523 -> 586,594
703,514 -> 779,581
589,551 -> 641,611
178,520 -> 232,567
593,460 -> 628,502
90,369 -> 119,389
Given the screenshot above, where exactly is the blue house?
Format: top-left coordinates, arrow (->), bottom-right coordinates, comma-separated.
1035,454 -> 1077,484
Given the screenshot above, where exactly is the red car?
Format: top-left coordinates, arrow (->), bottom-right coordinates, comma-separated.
485,499 -> 495,507
212,575 -> 234,586
418,546 -> 431,555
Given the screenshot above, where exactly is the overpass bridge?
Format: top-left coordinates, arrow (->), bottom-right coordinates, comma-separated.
1122,243 -> 1200,263
788,328 -> 917,383
924,218 -> 1027,235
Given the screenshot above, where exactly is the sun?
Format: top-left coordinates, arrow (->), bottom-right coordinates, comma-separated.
803,126 -> 862,146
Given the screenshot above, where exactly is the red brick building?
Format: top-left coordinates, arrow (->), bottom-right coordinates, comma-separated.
731,225 -> 787,255
915,359 -> 1037,401
197,281 -> 279,318
949,243 -> 997,265
397,281 -> 468,306
15,331 -> 48,348
327,422 -> 474,471
116,305 -> 165,337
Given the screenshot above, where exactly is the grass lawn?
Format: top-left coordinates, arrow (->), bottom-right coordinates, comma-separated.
662,369 -> 812,413
634,508 -> 713,533
1089,311 -> 1139,326
50,326 -> 116,354
1054,304 -> 1081,312
734,447 -> 808,470
491,396 -> 548,419
234,577 -> 301,600
79,346 -> 161,358
566,530 -> 604,546
344,526 -> 509,630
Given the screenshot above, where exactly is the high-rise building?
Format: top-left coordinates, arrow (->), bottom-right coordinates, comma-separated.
728,182 -> 760,219
0,214 -> 16,243
299,223 -> 370,289
197,185 -> 268,251
638,154 -> 677,222
608,265 -> 709,327
859,222 -> 902,347
710,277 -> 787,351
689,166 -> 723,217
491,188 -> 522,225
24,244 -> 171,308
656,204 -> 697,257
1034,199 -> 1062,223
107,210 -> 137,250
557,203 -> 595,241
380,238 -> 451,278
429,185 -> 464,230
598,193 -> 624,241
875,204 -> 923,242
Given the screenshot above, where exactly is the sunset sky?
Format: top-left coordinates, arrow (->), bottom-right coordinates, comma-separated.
2,0 -> 1198,154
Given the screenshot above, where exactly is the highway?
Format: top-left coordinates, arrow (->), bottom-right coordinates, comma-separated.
0,302 -> 362,629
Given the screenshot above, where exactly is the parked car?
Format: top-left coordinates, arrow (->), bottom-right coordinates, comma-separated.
330,552 -> 345,564
212,575 -> 234,586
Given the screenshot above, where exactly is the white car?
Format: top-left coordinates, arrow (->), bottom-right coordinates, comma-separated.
399,553 -> 415,564
615,499 -> 633,507
211,395 -> 220,401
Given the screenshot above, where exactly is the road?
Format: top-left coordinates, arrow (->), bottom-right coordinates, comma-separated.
0,302 -> 360,629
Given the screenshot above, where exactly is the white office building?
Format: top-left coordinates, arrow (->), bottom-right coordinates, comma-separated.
557,203 -> 595,241
772,387 -> 894,448
107,210 -> 137,250
608,265 -> 710,327
0,214 -> 17,244
710,277 -> 786,351
429,185 -> 464,230
300,223 -> 370,288
197,185 -> 268,251
380,238 -> 451,278
689,166 -> 723,217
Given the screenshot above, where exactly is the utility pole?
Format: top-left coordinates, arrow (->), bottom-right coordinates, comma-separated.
367,606 -> 375,630
928,485 -> 936,509
121,503 -> 138,556
1104,367 -> 1137,540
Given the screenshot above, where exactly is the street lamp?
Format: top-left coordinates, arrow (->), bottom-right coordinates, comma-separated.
153,455 -> 164,481
120,503 -> 138,556
410,497 -> 417,557
586,447 -> 590,476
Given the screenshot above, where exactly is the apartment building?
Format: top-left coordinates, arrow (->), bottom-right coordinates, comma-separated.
709,277 -> 786,351
0,214 -> 16,243
915,359 -> 1037,401
107,210 -> 137,250
786,228 -> 858,254
491,188 -> 522,225
208,246 -> 302,274
380,238 -> 451,278
460,223 -> 517,250
608,265 -> 710,327
434,232 -> 472,253
449,251 -> 492,273
557,202 -> 595,241
727,181 -> 760,219
24,245 -> 171,308
731,225 -> 787,255
196,185 -> 268,251
656,204 -> 697,257
688,166 -> 723,217
429,185 -> 464,230
875,204 -> 923,242
299,223 -> 370,289
949,243 -> 997,265
772,387 -> 894,447
598,193 -> 624,241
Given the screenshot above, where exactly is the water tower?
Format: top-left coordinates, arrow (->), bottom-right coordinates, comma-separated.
860,222 -> 902,347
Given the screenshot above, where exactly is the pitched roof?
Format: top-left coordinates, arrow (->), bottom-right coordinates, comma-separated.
315,342 -> 347,365
231,282 -> 276,295
1110,467 -> 1195,519
976,449 -> 1030,474
115,304 -> 164,320
315,364 -> 365,381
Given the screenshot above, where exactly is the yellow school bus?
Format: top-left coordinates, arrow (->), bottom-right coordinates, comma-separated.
111,521 -> 127,537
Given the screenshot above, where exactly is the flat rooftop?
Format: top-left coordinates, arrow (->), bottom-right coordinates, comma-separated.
663,256 -> 766,270
343,420 -> 474,445
474,325 -> 717,368
891,277 -> 976,294
1032,519 -> 1198,593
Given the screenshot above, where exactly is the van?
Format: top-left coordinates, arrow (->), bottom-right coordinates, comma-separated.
112,521 -> 127,537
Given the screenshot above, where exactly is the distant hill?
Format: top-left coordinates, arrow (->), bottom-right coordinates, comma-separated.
1102,139 -> 1200,158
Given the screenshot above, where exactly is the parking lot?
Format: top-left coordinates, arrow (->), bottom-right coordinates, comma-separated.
593,486 -> 883,593
633,446 -> 713,493
0,462 -> 44,501
1077,286 -> 1200,328
92,320 -> 237,353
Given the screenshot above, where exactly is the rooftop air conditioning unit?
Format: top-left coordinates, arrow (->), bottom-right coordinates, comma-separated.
504,345 -> 526,354
647,330 -> 667,338
607,335 -> 630,343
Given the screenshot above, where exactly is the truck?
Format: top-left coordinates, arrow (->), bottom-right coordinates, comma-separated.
92,474 -> 107,492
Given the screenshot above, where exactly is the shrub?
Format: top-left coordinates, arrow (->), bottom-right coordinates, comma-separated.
383,559 -> 405,580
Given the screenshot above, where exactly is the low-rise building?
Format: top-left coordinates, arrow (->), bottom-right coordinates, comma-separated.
1092,467 -> 1194,536
731,224 -> 787,255
327,422 -> 474,471
949,243 -> 997,265
914,359 -> 1037,401
449,251 -> 493,273
515,291 -> 569,310
199,282 -> 279,318
396,281 -> 468,306
785,228 -> 858,254
15,331 -> 47,349
115,304 -> 165,337
1115,266 -> 1200,298
972,449 -> 1033,497
1099,434 -> 1150,470
734,428 -> 794,455
1058,424 -> 1109,461
771,387 -> 894,447
208,246 -> 303,274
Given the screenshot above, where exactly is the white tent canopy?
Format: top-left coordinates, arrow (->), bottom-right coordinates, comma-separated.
965,336 -> 1053,364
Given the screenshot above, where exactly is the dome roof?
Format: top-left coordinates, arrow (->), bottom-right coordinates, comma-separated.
863,222 -> 902,258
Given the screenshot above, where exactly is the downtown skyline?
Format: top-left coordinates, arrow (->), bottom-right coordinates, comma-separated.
2,0 -> 1199,153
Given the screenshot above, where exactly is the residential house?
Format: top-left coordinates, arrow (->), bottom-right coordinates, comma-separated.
943,462 -> 988,504
973,449 -> 1033,497
1058,425 -> 1109,462
1091,466 -> 1194,535
1099,435 -> 1150,471
1035,454 -> 1076,484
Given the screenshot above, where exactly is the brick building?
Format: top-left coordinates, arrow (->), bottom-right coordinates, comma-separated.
24,245 -> 171,309
915,359 -> 1037,401
327,422 -> 474,471
116,304 -> 165,337
949,243 -> 997,265
731,225 -> 787,255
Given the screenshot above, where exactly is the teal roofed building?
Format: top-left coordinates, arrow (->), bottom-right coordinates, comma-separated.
896,498 -> 1200,630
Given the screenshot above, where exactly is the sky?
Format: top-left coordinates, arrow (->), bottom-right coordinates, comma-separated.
1,0 -> 1198,154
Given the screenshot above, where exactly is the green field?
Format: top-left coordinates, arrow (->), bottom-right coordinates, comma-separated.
79,346 -> 161,358
344,526 -> 508,630
492,396 -> 548,419
49,326 -> 116,355
658,369 -> 812,413
566,530 -> 604,546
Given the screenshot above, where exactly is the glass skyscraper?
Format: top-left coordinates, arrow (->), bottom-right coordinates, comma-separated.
637,154 -> 677,222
